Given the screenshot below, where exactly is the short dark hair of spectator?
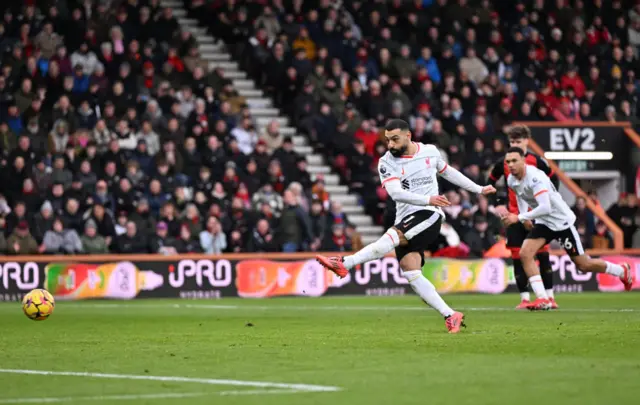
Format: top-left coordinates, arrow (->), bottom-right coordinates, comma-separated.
506,147 -> 525,157
506,125 -> 531,140
385,119 -> 410,132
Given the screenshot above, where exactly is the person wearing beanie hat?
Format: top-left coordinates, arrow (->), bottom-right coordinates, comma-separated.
80,218 -> 109,254
33,200 -> 55,244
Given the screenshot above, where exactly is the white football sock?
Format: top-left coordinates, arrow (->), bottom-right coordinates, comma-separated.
529,275 -> 548,299
520,292 -> 530,302
605,262 -> 624,277
403,270 -> 455,317
343,229 -> 400,269
546,289 -> 555,299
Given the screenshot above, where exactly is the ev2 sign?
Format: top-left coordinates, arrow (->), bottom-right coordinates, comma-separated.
549,128 -> 595,151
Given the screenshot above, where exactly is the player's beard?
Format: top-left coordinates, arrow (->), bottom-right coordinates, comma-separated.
389,144 -> 408,157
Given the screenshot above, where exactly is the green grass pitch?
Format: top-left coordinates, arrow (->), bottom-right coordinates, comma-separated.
1,293 -> 639,405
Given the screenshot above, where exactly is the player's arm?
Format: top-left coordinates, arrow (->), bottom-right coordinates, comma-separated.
487,159 -> 506,205
514,193 -> 534,230
487,158 -> 504,186
516,180 -> 551,222
536,155 -> 560,189
436,158 -> 494,194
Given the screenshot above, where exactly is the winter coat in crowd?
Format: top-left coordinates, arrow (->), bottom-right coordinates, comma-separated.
33,31 -> 62,59
6,230 -> 39,255
33,202 -> 55,243
48,120 -> 71,154
80,220 -> 110,254
199,230 -> 227,254
247,228 -> 278,252
277,203 -> 314,250
116,233 -> 148,253
80,233 -> 109,253
43,229 -> 83,254
71,49 -> 99,75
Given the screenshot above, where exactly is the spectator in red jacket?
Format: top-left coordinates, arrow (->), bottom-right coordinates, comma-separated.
560,66 -> 586,98
354,120 -> 379,156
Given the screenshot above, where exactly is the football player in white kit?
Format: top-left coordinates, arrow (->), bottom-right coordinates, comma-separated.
316,119 -> 496,333
501,147 -> 634,310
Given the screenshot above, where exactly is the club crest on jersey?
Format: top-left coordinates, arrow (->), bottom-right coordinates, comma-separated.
425,157 -> 431,167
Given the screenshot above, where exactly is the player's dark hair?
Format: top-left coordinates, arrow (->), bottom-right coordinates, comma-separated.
385,119 -> 410,132
506,147 -> 525,156
506,124 -> 531,140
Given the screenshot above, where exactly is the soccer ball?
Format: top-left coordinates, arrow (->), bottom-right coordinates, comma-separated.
22,289 -> 55,321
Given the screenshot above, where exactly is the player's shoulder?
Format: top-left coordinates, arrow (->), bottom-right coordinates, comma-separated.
378,153 -> 398,176
378,152 -> 396,166
527,165 -> 548,183
416,143 -> 441,157
506,172 -> 515,186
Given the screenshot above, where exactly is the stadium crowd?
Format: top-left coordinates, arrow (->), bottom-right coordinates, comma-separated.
0,0 -> 638,256
214,0 -> 640,251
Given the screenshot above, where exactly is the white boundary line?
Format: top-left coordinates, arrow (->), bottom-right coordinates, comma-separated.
0,369 -> 340,393
0,390 -> 303,404
44,303 -> 640,313
0,393 -> 206,404
218,389 -> 304,396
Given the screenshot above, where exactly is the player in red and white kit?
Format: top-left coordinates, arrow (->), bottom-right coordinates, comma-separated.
316,119 -> 496,333
488,125 -> 560,309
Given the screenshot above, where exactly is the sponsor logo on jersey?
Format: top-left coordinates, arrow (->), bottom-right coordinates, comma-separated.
410,177 -> 434,187
400,177 -> 433,190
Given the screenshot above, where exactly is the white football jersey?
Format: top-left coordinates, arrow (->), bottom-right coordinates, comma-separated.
507,165 -> 576,231
378,142 -> 446,224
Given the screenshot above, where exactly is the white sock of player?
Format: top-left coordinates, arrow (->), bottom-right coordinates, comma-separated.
403,270 -> 455,317
520,292 -> 530,302
605,262 -> 625,277
343,229 -> 400,269
528,275 -> 548,300
546,289 -> 555,299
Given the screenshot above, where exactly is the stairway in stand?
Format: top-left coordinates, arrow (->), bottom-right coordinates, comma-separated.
162,0 -> 384,244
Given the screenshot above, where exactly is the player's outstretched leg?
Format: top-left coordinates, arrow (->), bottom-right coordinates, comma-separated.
573,256 -> 634,291
512,258 -> 531,310
400,253 -> 465,334
316,228 -> 401,278
536,251 -> 558,309
520,238 -> 551,311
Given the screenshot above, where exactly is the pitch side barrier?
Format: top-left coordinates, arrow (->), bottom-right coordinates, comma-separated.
0,250 -> 638,301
